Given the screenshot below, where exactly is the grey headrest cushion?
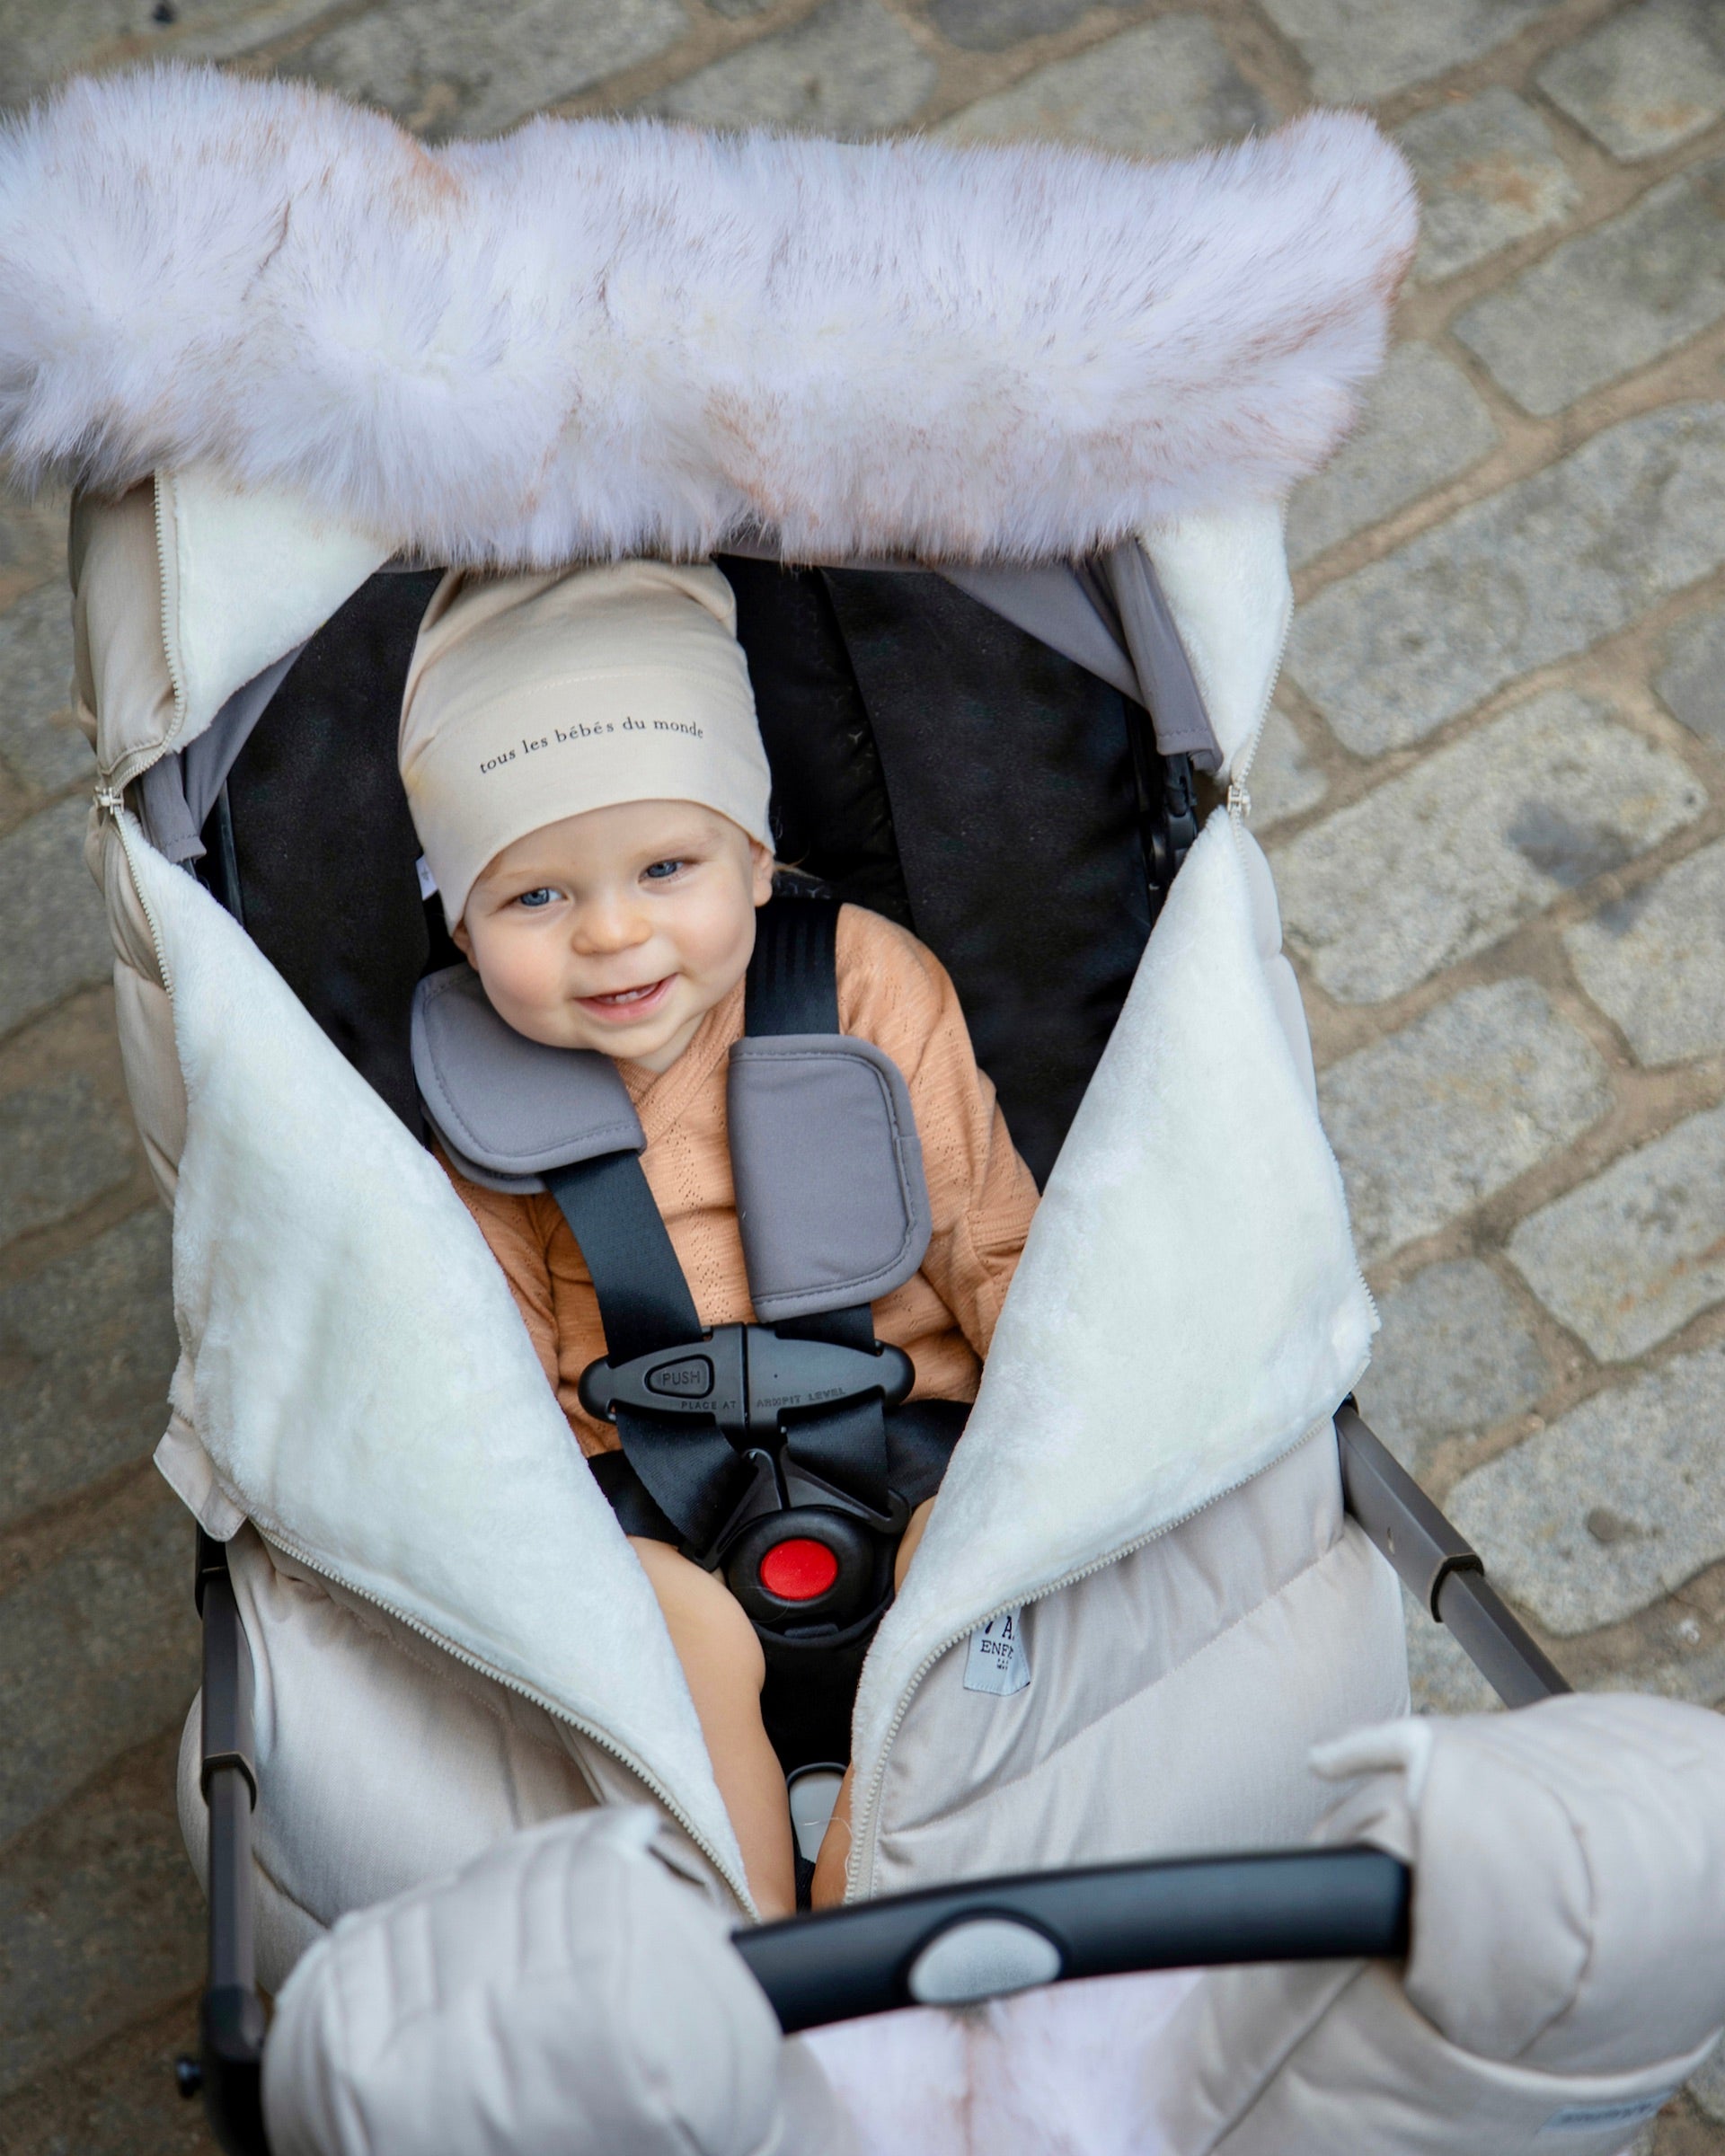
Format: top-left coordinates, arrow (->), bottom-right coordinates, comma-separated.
411,967 -> 643,1194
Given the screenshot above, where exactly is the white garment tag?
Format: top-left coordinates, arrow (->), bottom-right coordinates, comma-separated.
964,1608 -> 1031,1696
414,854 -> 438,901
1539,2092 -> 1672,2135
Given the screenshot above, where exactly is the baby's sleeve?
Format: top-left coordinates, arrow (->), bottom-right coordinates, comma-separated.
837,907 -> 1039,1361
435,1148 -> 563,1396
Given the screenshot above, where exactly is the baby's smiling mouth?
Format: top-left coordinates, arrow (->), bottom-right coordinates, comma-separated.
576,976 -> 675,1021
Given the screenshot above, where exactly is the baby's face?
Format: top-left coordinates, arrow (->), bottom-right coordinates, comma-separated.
456,800 -> 774,1072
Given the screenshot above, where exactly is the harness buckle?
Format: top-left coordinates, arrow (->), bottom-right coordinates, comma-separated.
577,1324 -> 915,1445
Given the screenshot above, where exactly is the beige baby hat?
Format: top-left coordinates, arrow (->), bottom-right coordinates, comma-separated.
400,561 -> 773,928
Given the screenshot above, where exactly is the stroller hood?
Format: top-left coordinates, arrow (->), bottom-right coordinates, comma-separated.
0,67 -> 1412,568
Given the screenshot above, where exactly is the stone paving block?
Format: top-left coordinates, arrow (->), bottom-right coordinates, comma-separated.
1566,838 -> 1725,1066
1538,0 -> 1725,163
1508,1103 -> 1725,1362
0,581 -> 89,798
1620,1630 -> 1725,1707
0,1072 -> 135,1247
288,0 -> 688,140
1287,344 -> 1497,570
0,1995 -> 209,2156
1694,2047 -> 1725,2128
1320,979 -> 1610,1266
0,797 -> 114,1042
1245,707 -> 1327,832
1402,1587 -> 1501,1714
0,1208 -> 177,1533
1358,1259 -> 1551,1471
1395,88 -> 1580,287
938,14 -> 1272,156
1255,0 -> 1561,102
0,0 -> 293,109
1287,404 -> 1725,756
0,493 -> 66,587
646,0 -> 933,136
928,0 -> 1121,55
1273,690 -> 1704,1003
1656,602 -> 1725,748
0,1730 -> 200,2099
1446,1341 -> 1725,1634
0,1483 -> 197,1846
1454,163 -> 1725,417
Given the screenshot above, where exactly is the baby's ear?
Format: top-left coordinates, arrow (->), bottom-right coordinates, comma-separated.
750,842 -> 777,907
450,918 -> 472,956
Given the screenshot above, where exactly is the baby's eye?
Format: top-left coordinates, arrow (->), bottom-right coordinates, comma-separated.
514,888 -> 556,910
642,858 -> 686,882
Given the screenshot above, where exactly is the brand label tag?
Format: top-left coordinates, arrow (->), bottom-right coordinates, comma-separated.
1539,2092 -> 1672,2135
964,1608 -> 1031,1696
415,854 -> 438,901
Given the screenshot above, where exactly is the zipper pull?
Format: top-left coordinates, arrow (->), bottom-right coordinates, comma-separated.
93,783 -> 125,817
1227,777 -> 1252,826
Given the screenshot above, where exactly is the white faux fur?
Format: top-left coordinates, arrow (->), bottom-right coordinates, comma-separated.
119,813 -> 753,1910
1,68 -> 1413,564
848,813 -> 1376,1879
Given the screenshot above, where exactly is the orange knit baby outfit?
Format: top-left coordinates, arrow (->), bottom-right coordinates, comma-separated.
443,904 -> 1039,1455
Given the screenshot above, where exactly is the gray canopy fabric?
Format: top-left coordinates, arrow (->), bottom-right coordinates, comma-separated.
137,549 -> 1220,867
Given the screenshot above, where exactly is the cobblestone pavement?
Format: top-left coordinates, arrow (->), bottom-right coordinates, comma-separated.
3,0 -> 1724,2147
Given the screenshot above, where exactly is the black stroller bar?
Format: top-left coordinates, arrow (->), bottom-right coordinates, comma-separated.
179,1408 -> 1568,2152
734,1845 -> 1410,2034
1335,1402 -> 1570,1710
181,1530 -> 269,2153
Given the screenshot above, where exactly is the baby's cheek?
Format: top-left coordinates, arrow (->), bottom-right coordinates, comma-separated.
677,886 -> 760,995
468,929 -> 565,1036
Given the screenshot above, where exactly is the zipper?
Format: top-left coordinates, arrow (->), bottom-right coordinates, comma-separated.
153,468 -> 188,736
93,473 -> 190,800
109,806 -> 175,997
845,1391 -> 1367,1902
1226,576 -> 1295,828
253,1517 -> 758,1917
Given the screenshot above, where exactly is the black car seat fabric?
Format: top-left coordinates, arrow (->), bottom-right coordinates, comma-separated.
818,569 -> 1151,1185
203,561 -> 1153,1183
208,569 -> 444,1135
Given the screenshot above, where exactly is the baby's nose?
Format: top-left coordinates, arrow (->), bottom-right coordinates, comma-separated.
573,897 -> 651,951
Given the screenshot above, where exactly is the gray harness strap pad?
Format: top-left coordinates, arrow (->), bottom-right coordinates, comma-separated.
411,967 -> 643,1194
727,1034 -> 932,1323
410,962 -> 933,1322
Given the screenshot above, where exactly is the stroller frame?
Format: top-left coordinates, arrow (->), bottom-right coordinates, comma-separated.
177,1339 -> 1566,2152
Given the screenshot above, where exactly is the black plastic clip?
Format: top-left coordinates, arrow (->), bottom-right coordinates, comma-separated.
579,1324 -> 914,1444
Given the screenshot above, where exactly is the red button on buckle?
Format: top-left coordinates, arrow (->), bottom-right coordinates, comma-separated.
758,1538 -> 840,1603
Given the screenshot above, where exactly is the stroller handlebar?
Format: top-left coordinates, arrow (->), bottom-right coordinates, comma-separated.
734,1843 -> 1410,2033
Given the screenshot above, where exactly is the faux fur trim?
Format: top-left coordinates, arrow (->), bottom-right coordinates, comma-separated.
0,67 -> 1414,564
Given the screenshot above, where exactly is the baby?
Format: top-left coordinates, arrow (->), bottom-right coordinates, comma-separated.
399,560 -> 1038,1918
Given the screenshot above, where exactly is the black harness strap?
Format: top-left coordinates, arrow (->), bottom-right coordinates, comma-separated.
748,896 -> 894,1524
545,1153 -> 753,1553
555,891 -> 911,1558
745,890 -> 841,1035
